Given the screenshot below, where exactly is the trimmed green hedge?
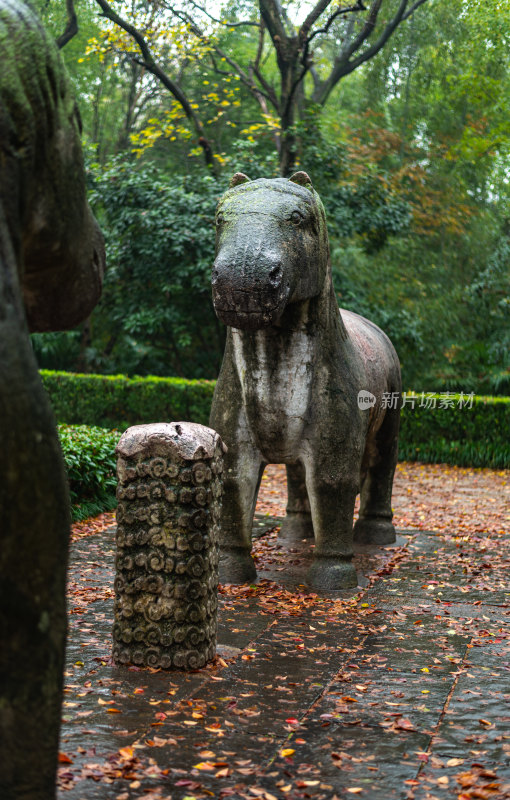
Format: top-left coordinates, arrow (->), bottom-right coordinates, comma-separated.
398,393 -> 509,468
58,424 -> 119,521
42,369 -> 214,430
45,372 -> 510,471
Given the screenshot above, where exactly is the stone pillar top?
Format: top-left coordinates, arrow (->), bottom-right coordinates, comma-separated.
116,422 -> 227,462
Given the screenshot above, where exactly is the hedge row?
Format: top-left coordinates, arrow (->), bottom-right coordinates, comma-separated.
44,372 -> 510,471
42,369 -> 214,430
398,393 -> 509,468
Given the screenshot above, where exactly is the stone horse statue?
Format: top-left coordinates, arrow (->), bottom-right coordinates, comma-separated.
0,2 -> 104,797
210,172 -> 401,591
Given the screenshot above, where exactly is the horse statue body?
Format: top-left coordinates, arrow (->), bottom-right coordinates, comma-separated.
210,172 -> 401,590
0,2 -> 104,797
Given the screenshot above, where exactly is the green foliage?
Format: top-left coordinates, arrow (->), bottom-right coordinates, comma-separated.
86,158 -> 226,378
295,112 -> 411,252
58,424 -> 119,520
42,370 -> 215,429
399,394 -> 510,468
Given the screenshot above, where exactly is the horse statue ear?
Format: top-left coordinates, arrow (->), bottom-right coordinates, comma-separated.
229,173 -> 251,188
289,171 -> 313,189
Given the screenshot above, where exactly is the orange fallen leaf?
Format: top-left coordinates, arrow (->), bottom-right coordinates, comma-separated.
395,717 -> 416,731
106,707 -> 122,713
58,752 -> 73,764
280,748 -> 295,757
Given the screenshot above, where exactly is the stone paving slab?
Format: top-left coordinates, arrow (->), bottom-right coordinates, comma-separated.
58,517 -> 510,799
274,724 -> 432,800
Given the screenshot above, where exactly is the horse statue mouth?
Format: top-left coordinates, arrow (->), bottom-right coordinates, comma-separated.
213,287 -> 289,331
214,304 -> 283,331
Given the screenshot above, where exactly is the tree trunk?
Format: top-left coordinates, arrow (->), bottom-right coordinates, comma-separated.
278,44 -> 300,176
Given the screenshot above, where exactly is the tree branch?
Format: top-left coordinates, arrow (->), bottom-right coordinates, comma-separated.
184,0 -> 259,28
312,0 -> 428,105
402,0 -> 429,21
170,5 -> 277,109
305,2 -> 367,47
254,16 -> 266,73
93,0 -> 218,171
342,0 -> 383,61
56,0 -> 78,48
259,0 -> 289,47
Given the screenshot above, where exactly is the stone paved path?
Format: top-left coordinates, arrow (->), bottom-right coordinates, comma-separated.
59,513 -> 510,800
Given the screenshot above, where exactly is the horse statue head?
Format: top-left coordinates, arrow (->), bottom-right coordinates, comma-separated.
0,0 -> 105,332
212,172 -> 330,331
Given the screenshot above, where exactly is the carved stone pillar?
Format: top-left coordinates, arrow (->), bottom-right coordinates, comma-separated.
113,422 -> 225,669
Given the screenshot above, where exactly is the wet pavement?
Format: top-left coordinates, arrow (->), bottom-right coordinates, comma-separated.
59,513 -> 510,800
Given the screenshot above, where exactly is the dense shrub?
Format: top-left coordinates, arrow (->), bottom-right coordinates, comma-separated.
398,393 -> 510,468
58,424 -> 119,521
43,370 -> 214,429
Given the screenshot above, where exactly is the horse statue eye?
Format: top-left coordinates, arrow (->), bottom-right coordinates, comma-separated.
216,212 -> 225,226
290,210 -> 304,225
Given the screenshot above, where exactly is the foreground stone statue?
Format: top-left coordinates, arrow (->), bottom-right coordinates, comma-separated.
113,423 -> 225,670
210,172 -> 401,590
0,3 -> 105,798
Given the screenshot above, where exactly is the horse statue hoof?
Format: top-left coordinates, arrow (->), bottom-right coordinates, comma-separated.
353,517 -> 397,545
306,558 -> 358,590
279,512 -> 314,542
219,548 -> 257,584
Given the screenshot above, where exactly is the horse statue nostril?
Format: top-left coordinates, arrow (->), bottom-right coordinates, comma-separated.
269,265 -> 282,284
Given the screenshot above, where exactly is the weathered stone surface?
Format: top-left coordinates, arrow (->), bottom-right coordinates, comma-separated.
210,173 -> 401,590
0,3 -> 105,798
113,422 -> 225,670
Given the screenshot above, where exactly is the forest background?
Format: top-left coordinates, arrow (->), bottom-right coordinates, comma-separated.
32,0 -> 510,394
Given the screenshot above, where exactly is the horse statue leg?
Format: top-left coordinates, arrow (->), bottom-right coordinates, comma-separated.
218,441 -> 265,584
353,404 -> 400,545
302,449 -> 360,590
279,462 -> 314,542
